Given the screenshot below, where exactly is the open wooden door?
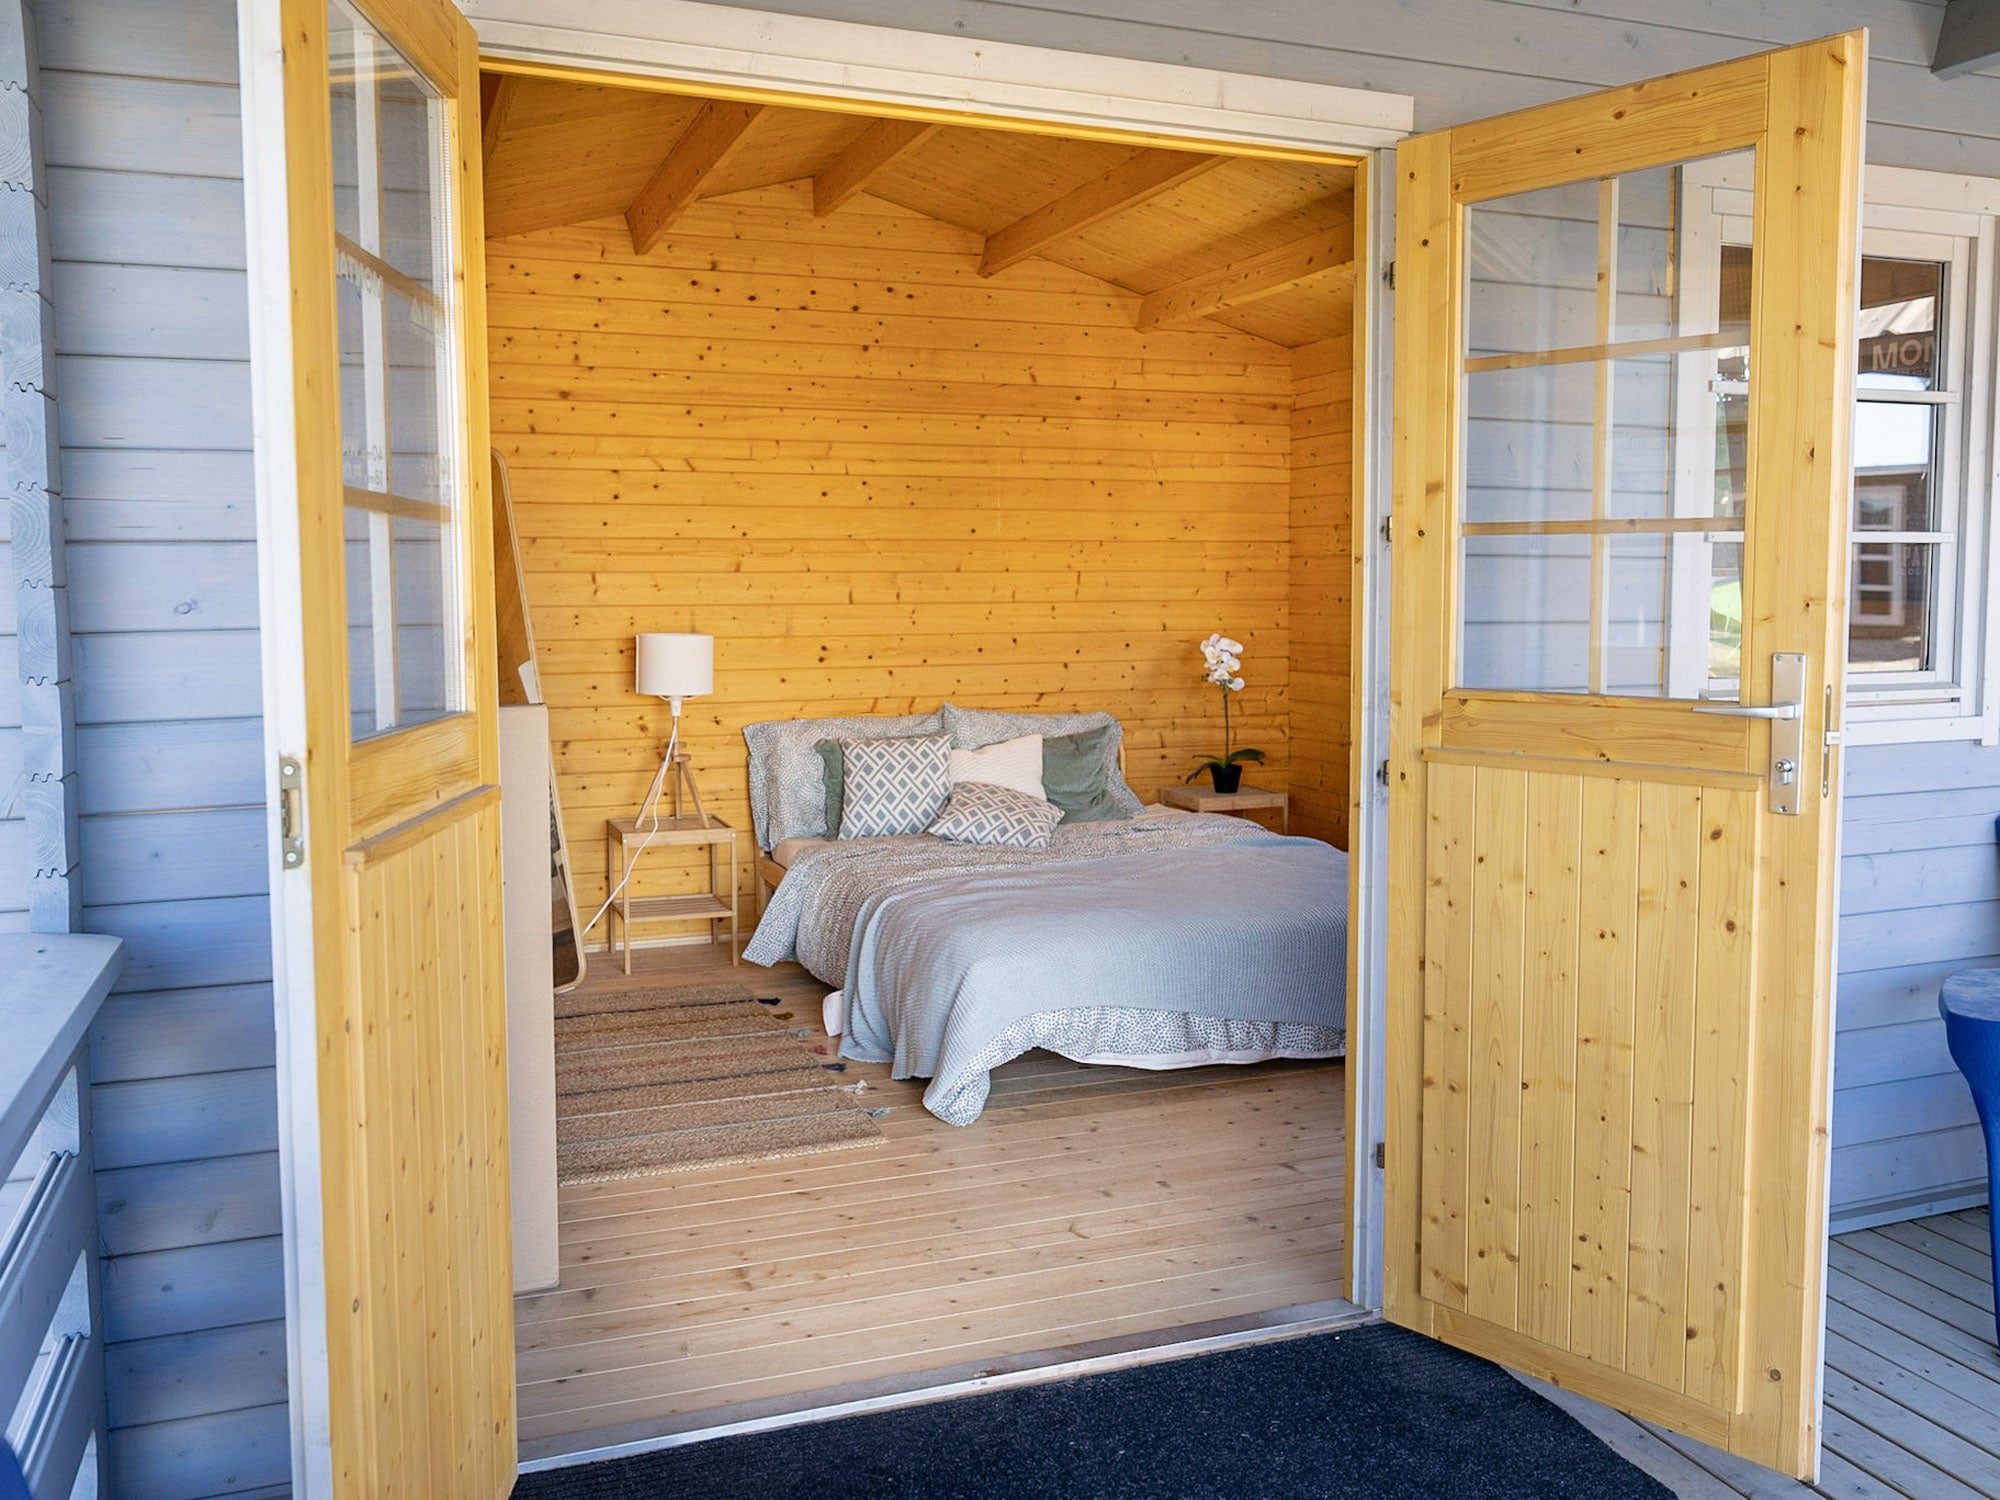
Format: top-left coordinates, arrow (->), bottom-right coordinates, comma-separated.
1386,34 -> 1862,1477
240,0 -> 514,1495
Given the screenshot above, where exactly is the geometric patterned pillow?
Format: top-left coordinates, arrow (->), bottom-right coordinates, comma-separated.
927,780 -> 1062,850
836,734 -> 953,839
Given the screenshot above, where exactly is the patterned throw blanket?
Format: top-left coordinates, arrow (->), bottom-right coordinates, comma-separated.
744,811 -> 1348,1123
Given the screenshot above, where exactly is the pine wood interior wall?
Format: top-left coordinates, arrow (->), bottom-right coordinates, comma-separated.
486,182 -> 1351,921
1288,336 -> 1353,847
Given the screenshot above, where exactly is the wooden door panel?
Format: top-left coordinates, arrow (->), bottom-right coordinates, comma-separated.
338,793 -> 511,1499
1417,763 -> 1756,1410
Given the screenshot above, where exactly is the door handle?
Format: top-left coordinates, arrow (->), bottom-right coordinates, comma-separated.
1691,701 -> 1800,720
1689,652 -> 1807,815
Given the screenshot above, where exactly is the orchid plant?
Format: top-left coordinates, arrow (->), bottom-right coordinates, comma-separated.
1186,632 -> 1265,788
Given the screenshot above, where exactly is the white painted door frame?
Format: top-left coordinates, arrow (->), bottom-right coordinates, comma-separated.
461,0 -> 1408,1315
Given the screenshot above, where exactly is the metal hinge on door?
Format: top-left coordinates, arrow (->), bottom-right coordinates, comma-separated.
1372,1141 -> 1386,1169
1382,260 -> 1395,290
279,756 -> 305,869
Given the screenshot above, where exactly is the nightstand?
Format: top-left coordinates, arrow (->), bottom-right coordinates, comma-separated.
605,815 -> 739,972
1158,783 -> 1290,833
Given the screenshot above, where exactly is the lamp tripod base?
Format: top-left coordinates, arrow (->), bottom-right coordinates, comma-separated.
663,749 -> 710,828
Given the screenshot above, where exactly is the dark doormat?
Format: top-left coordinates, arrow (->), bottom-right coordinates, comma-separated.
511,1321 -> 1676,1499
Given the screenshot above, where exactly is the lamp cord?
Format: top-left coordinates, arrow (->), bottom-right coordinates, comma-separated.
581,717 -> 679,935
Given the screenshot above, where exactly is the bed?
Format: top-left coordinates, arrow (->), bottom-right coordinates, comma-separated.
739,705 -> 1348,1124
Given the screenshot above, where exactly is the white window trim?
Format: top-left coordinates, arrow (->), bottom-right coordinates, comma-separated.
1713,166 -> 2000,744
1845,167 -> 2000,746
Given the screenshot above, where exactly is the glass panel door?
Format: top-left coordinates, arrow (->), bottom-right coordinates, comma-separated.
1457,151 -> 1754,700
330,0 -> 466,739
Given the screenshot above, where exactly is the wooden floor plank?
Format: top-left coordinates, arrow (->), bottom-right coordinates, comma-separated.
1514,1376 -> 1753,1498
1639,1422 -> 1820,1499
1872,1218 -> 1993,1287
518,948 -> 1349,1455
1827,1242 -> 1996,1348
1817,1407 -> 1986,1500
1822,1367 -> 2000,1494
1925,1212 -> 1995,1255
1843,1227 -> 1996,1315
1823,1322 -> 2000,1451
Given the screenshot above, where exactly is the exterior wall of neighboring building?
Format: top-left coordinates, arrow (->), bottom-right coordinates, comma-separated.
9,0 -> 1995,1493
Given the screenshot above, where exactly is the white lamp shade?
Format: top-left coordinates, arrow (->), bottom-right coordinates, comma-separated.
635,633 -> 714,699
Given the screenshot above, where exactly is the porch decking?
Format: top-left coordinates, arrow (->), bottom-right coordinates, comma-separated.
1537,1207 -> 2000,1499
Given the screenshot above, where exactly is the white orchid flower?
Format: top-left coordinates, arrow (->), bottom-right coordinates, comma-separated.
1228,676 -> 1245,692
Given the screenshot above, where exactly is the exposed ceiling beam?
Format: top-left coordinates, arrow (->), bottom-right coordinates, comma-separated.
813,117 -> 939,217
978,149 -> 1225,277
480,74 -> 515,169
1135,220 -> 1354,331
626,99 -> 764,255
1934,0 -> 2000,77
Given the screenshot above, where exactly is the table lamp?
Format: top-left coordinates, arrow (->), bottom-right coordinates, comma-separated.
635,631 -> 714,827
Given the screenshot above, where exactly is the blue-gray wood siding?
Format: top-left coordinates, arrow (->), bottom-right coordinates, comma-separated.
35,1 -> 286,1496
16,0 -> 2000,1494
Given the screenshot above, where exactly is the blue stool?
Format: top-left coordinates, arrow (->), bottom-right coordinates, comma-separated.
1940,966 -> 2000,1349
0,1440 -> 28,1500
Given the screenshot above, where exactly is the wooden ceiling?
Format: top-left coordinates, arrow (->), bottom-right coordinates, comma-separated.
478,74 -> 1358,347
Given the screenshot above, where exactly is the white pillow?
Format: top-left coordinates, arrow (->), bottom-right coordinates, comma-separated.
948,733 -> 1045,801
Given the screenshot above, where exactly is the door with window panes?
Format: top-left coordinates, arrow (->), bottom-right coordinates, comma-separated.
242,0 -> 514,1493
1388,34 -> 1863,1478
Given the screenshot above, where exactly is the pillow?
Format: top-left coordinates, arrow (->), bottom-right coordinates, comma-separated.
743,709 -> 944,849
836,733 -> 953,839
948,733 -> 1045,800
941,703 -> 1143,819
927,781 -> 1062,850
1042,724 -> 1125,823
814,739 -> 845,838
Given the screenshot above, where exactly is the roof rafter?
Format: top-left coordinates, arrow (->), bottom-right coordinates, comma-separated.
978,148 -> 1224,277
813,117 -> 938,216
480,74 -> 516,168
1135,219 -> 1354,331
626,99 -> 764,255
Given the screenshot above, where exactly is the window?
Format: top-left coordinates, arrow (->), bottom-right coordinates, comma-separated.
1844,237 -> 1974,728
1703,168 -> 2000,743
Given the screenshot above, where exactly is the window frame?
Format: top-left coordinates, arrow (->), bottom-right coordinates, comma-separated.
1714,168 -> 2000,744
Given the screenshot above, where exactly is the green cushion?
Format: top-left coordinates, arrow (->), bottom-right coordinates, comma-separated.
1042,725 -> 1122,823
815,739 -> 845,838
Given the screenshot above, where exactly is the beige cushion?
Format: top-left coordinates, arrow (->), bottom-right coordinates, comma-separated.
948,733 -> 1046,801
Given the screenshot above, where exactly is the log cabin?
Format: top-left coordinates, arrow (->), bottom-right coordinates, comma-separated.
0,1 -> 1998,1497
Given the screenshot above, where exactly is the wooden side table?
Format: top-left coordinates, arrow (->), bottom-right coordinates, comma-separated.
605,815 -> 739,972
1158,783 -> 1290,833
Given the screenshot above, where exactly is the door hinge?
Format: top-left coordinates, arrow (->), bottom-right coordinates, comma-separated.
279,756 -> 305,870
1372,1141 -> 1386,1170
1382,260 -> 1395,290
1377,759 -> 1390,788
1380,513 -> 1393,545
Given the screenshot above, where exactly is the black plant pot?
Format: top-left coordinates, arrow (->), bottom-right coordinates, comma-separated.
1209,764 -> 1244,794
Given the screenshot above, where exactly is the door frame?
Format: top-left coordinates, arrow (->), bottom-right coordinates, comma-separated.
246,2 -> 1411,1485
460,0 -> 1411,1323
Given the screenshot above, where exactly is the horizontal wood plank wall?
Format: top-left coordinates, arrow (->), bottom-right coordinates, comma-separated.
39,2 -> 289,1495
1288,337 -> 1350,848
1831,741 -> 2000,1228
486,184 -> 1296,918
689,0 -> 2000,178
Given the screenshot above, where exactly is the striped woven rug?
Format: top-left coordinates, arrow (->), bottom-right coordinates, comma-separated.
554,983 -> 885,1183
